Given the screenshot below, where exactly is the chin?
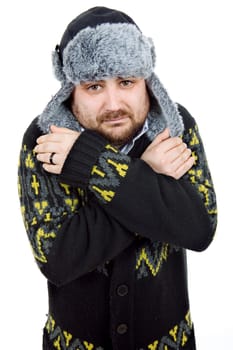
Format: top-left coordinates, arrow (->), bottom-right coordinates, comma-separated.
104,131 -> 135,147
99,122 -> 144,146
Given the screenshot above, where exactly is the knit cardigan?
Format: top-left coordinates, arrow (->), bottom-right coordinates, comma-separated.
18,104 -> 217,350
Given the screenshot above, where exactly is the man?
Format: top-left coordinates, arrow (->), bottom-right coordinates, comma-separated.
18,6 -> 217,350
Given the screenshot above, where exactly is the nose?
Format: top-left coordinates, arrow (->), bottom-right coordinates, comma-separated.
104,86 -> 122,111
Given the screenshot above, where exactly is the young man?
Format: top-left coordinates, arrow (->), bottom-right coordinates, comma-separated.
18,6 -> 217,350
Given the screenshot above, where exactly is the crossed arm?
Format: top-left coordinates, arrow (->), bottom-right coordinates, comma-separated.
19,112 -> 217,286
34,125 -> 194,179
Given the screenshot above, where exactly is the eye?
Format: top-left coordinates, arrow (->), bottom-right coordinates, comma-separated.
120,79 -> 135,87
87,84 -> 102,91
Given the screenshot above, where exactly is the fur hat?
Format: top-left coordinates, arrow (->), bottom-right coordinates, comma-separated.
38,6 -> 183,139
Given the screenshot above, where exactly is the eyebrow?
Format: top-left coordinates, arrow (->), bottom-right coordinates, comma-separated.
80,80 -> 105,85
80,77 -> 139,86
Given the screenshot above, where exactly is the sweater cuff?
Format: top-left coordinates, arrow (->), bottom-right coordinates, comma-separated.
59,130 -> 108,187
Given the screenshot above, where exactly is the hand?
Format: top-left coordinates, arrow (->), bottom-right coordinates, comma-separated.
34,125 -> 80,174
141,128 -> 194,179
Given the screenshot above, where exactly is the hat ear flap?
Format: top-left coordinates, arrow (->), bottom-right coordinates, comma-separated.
146,73 -> 184,137
52,49 -> 66,82
148,37 -> 156,68
37,81 -> 83,133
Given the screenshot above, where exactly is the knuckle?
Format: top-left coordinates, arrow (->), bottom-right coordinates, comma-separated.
171,168 -> 179,179
43,144 -> 50,153
175,137 -> 182,145
183,150 -> 189,160
165,164 -> 175,177
190,156 -> 195,166
181,148 -> 191,161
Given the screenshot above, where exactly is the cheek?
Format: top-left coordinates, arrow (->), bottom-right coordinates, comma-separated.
77,114 -> 96,129
72,102 -> 96,127
142,92 -> 150,114
133,93 -> 150,120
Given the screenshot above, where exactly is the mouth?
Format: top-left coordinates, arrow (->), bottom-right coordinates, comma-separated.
102,115 -> 129,124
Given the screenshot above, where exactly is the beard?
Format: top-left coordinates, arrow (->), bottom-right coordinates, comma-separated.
95,109 -> 145,147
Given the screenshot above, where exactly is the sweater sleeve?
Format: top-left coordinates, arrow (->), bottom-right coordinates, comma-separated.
18,119 -> 135,287
61,105 -> 217,252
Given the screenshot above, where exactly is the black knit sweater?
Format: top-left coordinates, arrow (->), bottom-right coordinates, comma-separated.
18,105 -> 217,350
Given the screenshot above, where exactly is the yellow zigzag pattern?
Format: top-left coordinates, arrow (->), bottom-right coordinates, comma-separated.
45,311 -> 192,350
34,228 -> 56,263
186,126 -> 217,216
136,244 -> 169,277
148,311 -> 192,350
46,315 -> 95,350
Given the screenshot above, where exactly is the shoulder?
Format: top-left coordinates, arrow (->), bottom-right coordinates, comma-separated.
176,103 -> 196,131
22,116 -> 43,149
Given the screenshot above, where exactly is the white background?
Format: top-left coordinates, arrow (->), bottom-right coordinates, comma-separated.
1,0 -> 232,349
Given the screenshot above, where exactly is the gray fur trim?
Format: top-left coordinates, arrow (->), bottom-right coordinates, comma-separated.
56,23 -> 155,84
146,108 -> 166,141
37,73 -> 184,138
146,73 -> 184,138
52,50 -> 66,82
37,82 -> 82,134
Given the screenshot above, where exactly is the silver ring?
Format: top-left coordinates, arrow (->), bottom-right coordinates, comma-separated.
49,152 -> 56,165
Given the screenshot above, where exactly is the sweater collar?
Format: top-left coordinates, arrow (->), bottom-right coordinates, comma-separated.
120,119 -> 149,154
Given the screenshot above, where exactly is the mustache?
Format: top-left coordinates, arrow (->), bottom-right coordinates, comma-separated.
98,109 -> 131,122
